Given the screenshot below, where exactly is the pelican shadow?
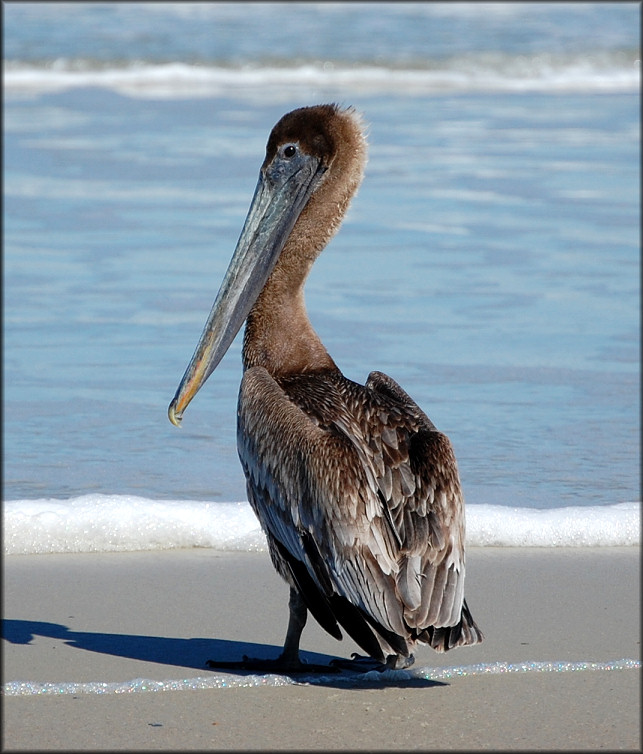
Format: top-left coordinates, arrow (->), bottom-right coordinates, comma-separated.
2,618 -> 445,689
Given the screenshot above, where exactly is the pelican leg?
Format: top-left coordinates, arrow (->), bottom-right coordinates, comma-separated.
277,587 -> 308,665
206,587 -> 339,674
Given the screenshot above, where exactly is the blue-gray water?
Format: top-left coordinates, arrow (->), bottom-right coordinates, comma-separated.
3,2 -> 640,516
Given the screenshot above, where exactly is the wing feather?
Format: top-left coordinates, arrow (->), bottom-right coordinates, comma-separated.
237,365 -> 481,659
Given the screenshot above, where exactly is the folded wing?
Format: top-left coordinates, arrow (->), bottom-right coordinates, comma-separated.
237,365 -> 482,660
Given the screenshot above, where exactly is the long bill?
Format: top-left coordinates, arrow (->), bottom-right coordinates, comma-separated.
168,153 -> 325,426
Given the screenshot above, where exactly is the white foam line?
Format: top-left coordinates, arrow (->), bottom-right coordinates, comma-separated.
4,61 -> 640,98
2,659 -> 639,695
4,497 -> 640,554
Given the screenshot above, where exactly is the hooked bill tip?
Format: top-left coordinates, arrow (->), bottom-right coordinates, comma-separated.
168,401 -> 183,428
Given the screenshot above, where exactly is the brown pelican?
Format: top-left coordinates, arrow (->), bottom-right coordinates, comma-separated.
169,104 -> 482,672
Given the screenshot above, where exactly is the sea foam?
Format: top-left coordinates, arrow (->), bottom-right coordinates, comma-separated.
4,54 -> 639,99
2,495 -> 639,555
3,659 -> 640,695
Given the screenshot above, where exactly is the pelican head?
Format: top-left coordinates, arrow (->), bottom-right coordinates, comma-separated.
168,104 -> 366,426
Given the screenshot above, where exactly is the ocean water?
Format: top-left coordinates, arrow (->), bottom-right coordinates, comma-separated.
3,2 -> 640,555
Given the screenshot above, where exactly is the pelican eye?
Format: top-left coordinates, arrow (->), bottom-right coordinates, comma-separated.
282,144 -> 297,159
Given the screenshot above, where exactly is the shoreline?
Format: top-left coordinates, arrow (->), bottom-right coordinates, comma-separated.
3,547 -> 640,750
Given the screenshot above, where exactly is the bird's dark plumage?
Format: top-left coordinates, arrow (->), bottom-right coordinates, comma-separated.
169,104 -> 482,672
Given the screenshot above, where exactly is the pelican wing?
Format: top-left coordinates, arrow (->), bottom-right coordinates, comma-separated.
237,365 -> 479,658
363,371 -> 475,642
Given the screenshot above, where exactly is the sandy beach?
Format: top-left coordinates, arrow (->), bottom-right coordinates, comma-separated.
2,546 -> 640,751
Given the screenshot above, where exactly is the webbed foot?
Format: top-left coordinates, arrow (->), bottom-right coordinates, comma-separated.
205,655 -> 341,674
329,652 -> 415,672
